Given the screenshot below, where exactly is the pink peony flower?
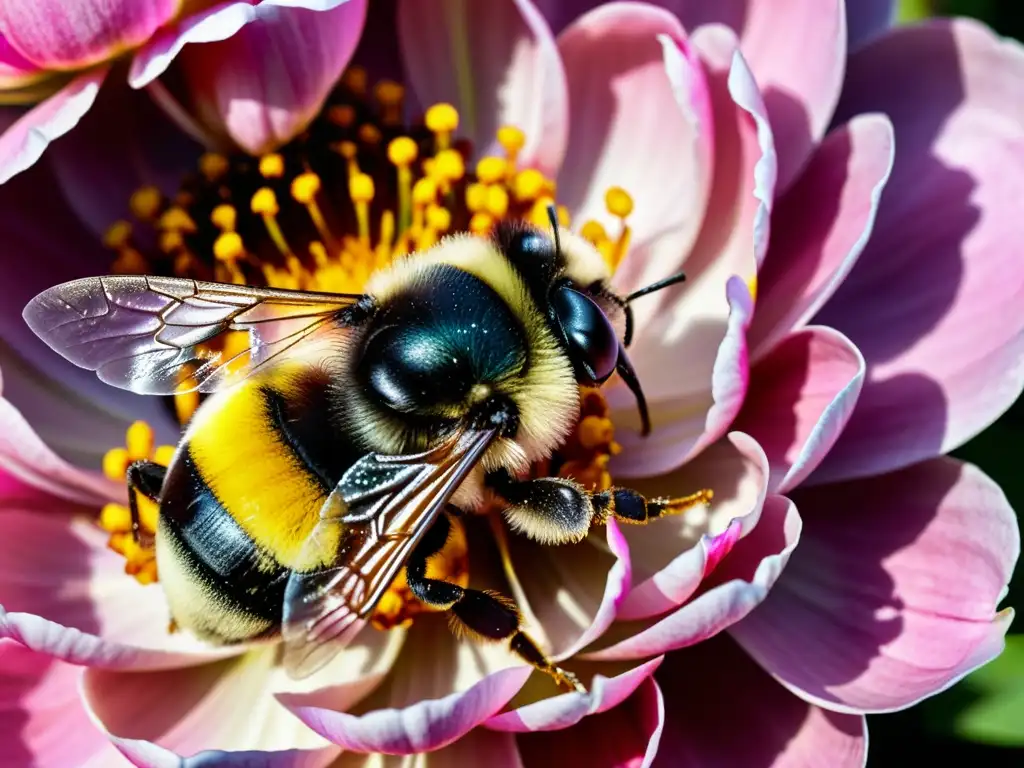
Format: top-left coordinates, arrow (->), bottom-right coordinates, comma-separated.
0,0 -> 368,184
0,0 -> 1021,765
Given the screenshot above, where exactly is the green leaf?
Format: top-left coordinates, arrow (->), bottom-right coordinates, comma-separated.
951,635 -> 1024,746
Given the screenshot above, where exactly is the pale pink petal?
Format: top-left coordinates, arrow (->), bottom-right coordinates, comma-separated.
812,19 -> 1024,482
85,630 -> 405,763
0,500 -> 237,667
166,0 -> 367,155
0,67 -> 106,184
617,432 -> 769,621
611,278 -> 753,474
748,113 -> 895,358
516,677 -> 663,768
486,657 -> 661,732
0,0 -> 178,70
734,326 -> 865,494
584,493 -> 800,661
397,0 -> 567,177
336,728 -> 525,768
556,2 -> 713,294
654,634 -> 867,767
499,519 -> 630,660
847,0 -> 896,50
731,457 -> 1019,713
0,641 -> 122,766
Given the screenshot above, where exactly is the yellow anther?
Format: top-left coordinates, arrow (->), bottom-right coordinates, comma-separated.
485,185 -> 509,218
359,124 -> 382,145
433,149 -> 465,184
211,204 -> 237,232
426,204 -> 451,232
337,140 -> 359,160
388,137 -> 418,167
158,207 -> 197,233
214,232 -> 245,262
159,231 -> 185,254
349,173 -> 375,203
343,66 -> 368,95
580,220 -> 608,244
469,211 -> 494,235
412,177 -> 438,206
425,103 -> 459,135
103,221 -> 133,249
251,187 -> 280,216
557,205 -> 571,227
154,445 -> 176,466
129,186 -> 163,221
103,447 -> 128,482
126,421 -> 155,462
259,154 -> 285,178
513,168 -> 547,202
328,104 -> 356,127
99,503 -> 132,533
111,249 -> 148,275
465,182 -> 487,213
475,156 -> 507,185
605,187 -> 634,218
578,415 -> 615,449
375,80 -> 405,106
497,125 -> 526,156
291,172 -> 322,204
309,240 -> 329,267
198,152 -> 229,181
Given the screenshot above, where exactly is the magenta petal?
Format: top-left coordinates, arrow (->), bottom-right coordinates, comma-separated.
284,666 -> 531,753
398,0 -> 568,176
0,66 -> 106,184
0,33 -> 46,88
734,326 -> 865,494
812,19 -> 1024,482
655,634 -> 867,767
748,113 -> 895,358
517,677 -> 663,768
584,493 -> 801,661
486,657 -> 661,733
731,457 -> 1019,713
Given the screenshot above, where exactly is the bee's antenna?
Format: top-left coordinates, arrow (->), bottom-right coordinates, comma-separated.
546,203 -> 562,256
626,271 -> 687,303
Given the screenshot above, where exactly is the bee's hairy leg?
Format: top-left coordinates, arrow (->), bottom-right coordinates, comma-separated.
126,460 -> 166,545
405,511 -> 585,693
486,468 -> 713,545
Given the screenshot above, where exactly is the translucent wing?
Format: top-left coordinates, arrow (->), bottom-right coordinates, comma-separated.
281,428 -> 499,679
23,275 -> 367,395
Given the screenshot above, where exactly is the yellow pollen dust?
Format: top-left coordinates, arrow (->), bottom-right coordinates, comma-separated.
99,421 -> 175,585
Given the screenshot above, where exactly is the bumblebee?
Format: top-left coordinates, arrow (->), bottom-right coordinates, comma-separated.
24,213 -> 691,691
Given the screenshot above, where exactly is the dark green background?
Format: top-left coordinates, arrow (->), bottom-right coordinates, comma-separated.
869,3 -> 1024,763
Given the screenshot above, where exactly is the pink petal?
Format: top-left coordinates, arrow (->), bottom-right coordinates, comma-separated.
397,0 -> 568,177
747,113 -> 895,358
584,493 -> 800,661
516,677 -> 664,768
0,33 -> 46,90
655,634 -> 867,767
556,2 -> 714,287
731,457 -> 1019,713
0,0 -> 178,70
812,19 -> 1024,482
612,278 -> 753,475
333,729 -> 525,768
733,326 -> 865,494
0,67 -> 106,184
164,0 -> 368,155
486,657 -> 661,733
0,641 -> 122,766
500,518 -> 630,660
617,432 -> 769,621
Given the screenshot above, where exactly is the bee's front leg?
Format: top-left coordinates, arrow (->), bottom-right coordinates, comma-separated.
125,460 -> 166,545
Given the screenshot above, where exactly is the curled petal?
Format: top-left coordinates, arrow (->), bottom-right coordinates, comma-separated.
813,19 -> 1024,481
655,634 -> 867,767
584,492 -> 801,661
732,458 -> 1019,713
734,326 -> 865,494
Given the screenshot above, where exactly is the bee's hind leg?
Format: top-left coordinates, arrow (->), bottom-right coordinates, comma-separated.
405,511 -> 585,693
125,460 -> 166,545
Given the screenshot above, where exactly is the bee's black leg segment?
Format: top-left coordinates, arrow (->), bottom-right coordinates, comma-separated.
404,512 -> 584,693
125,460 -> 166,544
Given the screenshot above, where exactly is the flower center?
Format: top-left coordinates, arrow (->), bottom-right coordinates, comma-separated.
96,69 -> 639,619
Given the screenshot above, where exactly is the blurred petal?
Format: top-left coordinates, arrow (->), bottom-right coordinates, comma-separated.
167,0 -> 367,154
655,634 -> 867,767
556,2 -> 714,292
334,729 -> 525,768
0,641 -> 121,766
617,432 -> 769,620
846,0 -> 895,50
280,617 -> 531,753
0,67 -> 106,185
486,657 -> 661,732
0,33 -> 49,92
732,458 -> 1020,713
734,327 -> 865,494
748,113 -> 895,358
0,0 -> 178,70
585,493 -> 800,661
398,0 -> 567,176
85,633 -> 405,762
814,19 -> 1024,482
516,677 -> 663,768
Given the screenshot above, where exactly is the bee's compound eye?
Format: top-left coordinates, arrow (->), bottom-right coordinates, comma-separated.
359,325 -> 471,413
552,285 -> 619,384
